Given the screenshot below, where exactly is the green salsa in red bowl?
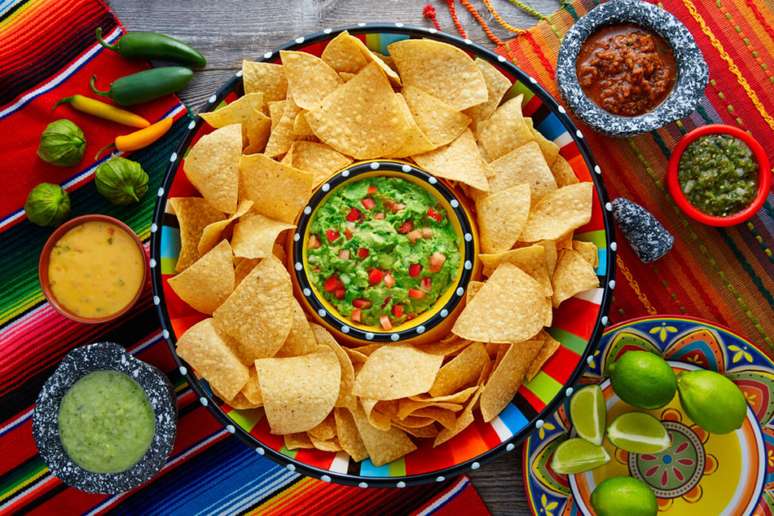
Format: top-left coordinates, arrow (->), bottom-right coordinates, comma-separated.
667,124 -> 770,227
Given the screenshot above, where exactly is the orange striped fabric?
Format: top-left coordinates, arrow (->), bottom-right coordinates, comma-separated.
495,0 -> 773,353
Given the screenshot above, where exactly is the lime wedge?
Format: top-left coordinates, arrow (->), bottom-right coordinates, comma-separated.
570,385 -> 606,445
607,412 -> 670,453
550,437 -> 611,474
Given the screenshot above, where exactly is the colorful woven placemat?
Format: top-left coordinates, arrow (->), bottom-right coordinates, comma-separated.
487,0 -> 774,353
0,0 -> 490,513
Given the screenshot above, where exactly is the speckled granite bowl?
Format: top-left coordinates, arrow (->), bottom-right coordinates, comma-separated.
32,342 -> 176,494
557,0 -> 708,136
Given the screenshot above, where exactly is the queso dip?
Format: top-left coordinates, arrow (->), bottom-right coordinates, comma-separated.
47,220 -> 145,319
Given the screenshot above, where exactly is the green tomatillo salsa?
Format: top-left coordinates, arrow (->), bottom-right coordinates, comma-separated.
58,370 -> 156,473
306,176 -> 461,329
678,135 -> 758,216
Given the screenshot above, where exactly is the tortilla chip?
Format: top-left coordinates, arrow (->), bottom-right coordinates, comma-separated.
413,337 -> 472,356
466,281 -> 485,303
256,349 -> 340,434
429,342 -> 490,397
489,141 -> 557,200
241,367 -> 263,405
169,197 -> 225,272
242,60 -> 287,101
334,408 -> 369,461
312,323 -> 356,409
536,240 -> 558,277
344,347 -> 369,364
292,111 -> 315,137
477,95 -> 534,162
476,183 -> 531,253
552,155 -> 579,187
285,432 -> 315,450
322,31 -> 401,86
527,332 -> 561,381
394,422 -> 439,438
276,299 -> 319,357
264,100 -> 301,158
339,72 -> 356,82
234,257 -> 259,285
198,200 -> 253,255
200,93 -> 267,149
168,240 -> 235,314
388,39 -> 487,110
321,31 -> 370,73
176,318 -> 249,400
183,124 -> 241,214
396,399 -> 463,420
268,100 -> 286,129
239,153 -> 313,224
410,385 -> 479,405
244,110 -> 273,154
215,389 -> 261,410
479,245 -> 552,296
288,141 -> 353,187
309,435 -> 342,452
520,183 -> 593,242
231,213 -> 294,259
361,399 -> 394,431
453,263 -> 548,343
551,249 -> 600,307
410,407 -> 457,430
402,85 -> 470,148
413,129 -> 491,192
480,340 -> 543,422
351,404 -> 417,466
434,388 -> 482,447
465,58 -> 512,125
354,345 -> 443,400
306,62 -> 410,159
213,255 -> 294,360
308,414 -> 337,441
390,93 -> 436,157
573,240 -> 599,268
280,50 -> 342,110
528,122 -> 560,166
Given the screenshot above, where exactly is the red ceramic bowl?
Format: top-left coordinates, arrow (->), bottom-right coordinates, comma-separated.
39,214 -> 147,324
666,124 -> 771,227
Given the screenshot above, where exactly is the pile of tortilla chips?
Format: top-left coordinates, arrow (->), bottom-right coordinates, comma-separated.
168,32 -> 599,467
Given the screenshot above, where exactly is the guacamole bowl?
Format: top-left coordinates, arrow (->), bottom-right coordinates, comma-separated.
289,161 -> 478,345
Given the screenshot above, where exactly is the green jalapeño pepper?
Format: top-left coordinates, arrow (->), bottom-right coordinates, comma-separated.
90,67 -> 193,106
96,27 -> 206,68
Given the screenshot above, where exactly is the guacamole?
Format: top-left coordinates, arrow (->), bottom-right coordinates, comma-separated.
58,370 -> 156,473
307,177 -> 461,329
678,135 -> 758,217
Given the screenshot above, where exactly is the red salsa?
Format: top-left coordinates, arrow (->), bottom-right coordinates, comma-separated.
576,23 -> 677,116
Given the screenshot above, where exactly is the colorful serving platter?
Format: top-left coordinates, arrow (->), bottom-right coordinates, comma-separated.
523,315 -> 773,514
150,24 -> 615,486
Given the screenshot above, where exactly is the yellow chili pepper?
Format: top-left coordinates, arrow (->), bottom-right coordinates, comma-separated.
55,95 -> 150,128
95,117 -> 174,159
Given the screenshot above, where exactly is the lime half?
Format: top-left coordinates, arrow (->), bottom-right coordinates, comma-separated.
570,385 -> 606,445
607,412 -> 670,453
551,438 -> 610,474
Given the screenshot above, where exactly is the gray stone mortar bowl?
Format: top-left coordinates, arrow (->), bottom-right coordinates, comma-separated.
32,342 -> 176,494
557,0 -> 708,137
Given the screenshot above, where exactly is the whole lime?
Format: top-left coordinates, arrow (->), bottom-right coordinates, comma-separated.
591,476 -> 657,516
677,369 -> 747,434
608,351 -> 676,409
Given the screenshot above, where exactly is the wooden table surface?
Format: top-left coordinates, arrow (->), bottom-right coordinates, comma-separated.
108,1 -> 560,513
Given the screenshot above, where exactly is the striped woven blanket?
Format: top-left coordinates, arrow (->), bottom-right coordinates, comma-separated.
0,0 -> 490,513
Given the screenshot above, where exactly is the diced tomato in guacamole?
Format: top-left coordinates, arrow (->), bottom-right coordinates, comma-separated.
306,177 -> 460,328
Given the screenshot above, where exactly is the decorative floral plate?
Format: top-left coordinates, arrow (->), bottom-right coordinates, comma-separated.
522,315 -> 773,515
151,24 -> 616,487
